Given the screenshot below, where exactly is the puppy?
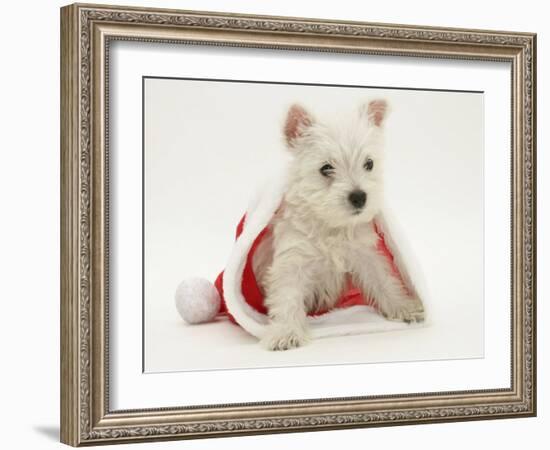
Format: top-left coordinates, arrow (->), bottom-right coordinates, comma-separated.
255,100 -> 425,351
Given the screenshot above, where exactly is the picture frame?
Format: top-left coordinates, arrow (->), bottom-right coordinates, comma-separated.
60,2 -> 536,446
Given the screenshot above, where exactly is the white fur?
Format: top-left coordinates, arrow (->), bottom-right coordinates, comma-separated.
219,170 -> 427,342
257,101 -> 425,350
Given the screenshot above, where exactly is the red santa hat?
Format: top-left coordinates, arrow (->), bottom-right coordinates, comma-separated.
175,174 -> 429,340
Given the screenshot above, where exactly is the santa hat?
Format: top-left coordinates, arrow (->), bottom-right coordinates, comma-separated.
175,173 -> 429,340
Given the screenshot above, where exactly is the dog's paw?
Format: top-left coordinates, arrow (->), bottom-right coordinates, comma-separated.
382,297 -> 425,324
261,325 -> 309,351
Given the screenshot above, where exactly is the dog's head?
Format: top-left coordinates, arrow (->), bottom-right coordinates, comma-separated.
283,100 -> 388,228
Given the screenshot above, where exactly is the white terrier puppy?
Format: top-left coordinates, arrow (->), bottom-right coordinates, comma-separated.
255,100 -> 425,351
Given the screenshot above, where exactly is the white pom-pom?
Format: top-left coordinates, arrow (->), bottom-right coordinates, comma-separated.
175,278 -> 221,324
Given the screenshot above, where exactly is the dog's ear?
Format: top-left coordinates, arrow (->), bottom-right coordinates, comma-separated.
360,99 -> 389,127
284,104 -> 314,148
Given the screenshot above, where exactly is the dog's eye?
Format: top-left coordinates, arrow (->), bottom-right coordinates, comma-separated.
364,158 -> 374,171
320,163 -> 335,177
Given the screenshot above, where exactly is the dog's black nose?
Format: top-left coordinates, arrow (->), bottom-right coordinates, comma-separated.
348,190 -> 367,209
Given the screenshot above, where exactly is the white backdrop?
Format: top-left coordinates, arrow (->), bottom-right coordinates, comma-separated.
0,1 -> 546,449
143,76 -> 485,373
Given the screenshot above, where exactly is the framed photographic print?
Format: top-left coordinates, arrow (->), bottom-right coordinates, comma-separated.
60,3 -> 537,446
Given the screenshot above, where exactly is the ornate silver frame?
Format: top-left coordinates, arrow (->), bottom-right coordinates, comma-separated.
60,3 -> 536,446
